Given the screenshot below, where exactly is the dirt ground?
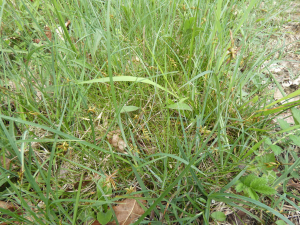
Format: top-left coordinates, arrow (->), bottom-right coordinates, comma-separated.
265,1 -> 300,124
222,2 -> 300,224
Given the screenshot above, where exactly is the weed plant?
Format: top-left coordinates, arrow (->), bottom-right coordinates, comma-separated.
0,0 -> 300,224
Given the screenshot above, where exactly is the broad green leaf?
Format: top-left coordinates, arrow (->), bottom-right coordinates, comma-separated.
289,135 -> 300,147
166,103 -> 192,111
97,209 -> 113,225
211,211 -> 226,222
264,137 -> 272,145
275,220 -> 287,225
184,17 -> 196,31
235,182 -> 245,192
120,106 -> 140,113
277,119 -> 290,130
221,169 -> 248,193
250,177 -> 268,188
77,76 -> 178,98
270,145 -> 283,156
247,188 -> 259,201
263,171 -> 277,185
242,174 -> 258,187
80,208 -> 96,222
252,184 -> 276,195
179,97 -> 189,103
291,108 -> 300,124
259,153 -> 276,165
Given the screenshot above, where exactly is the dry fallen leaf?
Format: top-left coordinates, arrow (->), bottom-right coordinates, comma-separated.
44,25 -> 52,41
33,38 -> 41,44
107,130 -> 126,153
0,201 -> 17,211
107,195 -> 146,225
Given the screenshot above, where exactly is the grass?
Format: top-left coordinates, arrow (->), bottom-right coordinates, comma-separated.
1,0 -> 300,224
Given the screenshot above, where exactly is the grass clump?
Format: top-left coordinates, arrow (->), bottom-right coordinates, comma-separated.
1,0 -> 300,224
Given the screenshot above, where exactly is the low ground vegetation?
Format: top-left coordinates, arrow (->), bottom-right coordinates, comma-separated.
1,0 -> 300,224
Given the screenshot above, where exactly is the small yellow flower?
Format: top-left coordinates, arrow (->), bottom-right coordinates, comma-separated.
125,186 -> 135,194
57,142 -> 69,151
87,106 -> 96,114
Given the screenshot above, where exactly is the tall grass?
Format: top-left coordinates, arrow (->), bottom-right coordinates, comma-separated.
0,0 -> 299,224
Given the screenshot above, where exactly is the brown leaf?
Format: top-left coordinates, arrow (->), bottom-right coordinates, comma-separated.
107,195 -> 146,225
33,39 -> 41,44
227,210 -> 247,225
44,25 -> 52,41
0,201 -> 17,211
107,130 -> 127,153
